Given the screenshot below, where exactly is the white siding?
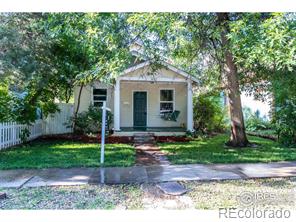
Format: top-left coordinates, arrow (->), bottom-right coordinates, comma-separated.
120,82 -> 187,128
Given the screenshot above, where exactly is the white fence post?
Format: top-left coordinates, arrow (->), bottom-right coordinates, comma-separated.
100,101 -> 106,164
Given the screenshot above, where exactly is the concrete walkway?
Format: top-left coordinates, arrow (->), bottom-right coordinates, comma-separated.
1,161 -> 296,188
134,133 -> 170,166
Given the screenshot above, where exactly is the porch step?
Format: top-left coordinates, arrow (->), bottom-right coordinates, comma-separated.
133,133 -> 155,145
134,137 -> 155,142
133,133 -> 155,137
134,136 -> 155,144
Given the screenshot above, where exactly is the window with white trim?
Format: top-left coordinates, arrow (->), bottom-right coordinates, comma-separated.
160,89 -> 174,113
93,88 -> 107,107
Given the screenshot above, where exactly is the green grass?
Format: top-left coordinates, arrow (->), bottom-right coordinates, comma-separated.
159,134 -> 296,164
0,184 -> 143,209
1,178 -> 295,209
0,140 -> 135,169
184,178 -> 296,209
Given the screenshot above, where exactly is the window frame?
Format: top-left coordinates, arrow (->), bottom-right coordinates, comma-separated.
159,88 -> 175,114
92,87 -> 107,108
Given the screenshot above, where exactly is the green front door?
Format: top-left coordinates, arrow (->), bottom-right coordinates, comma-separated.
133,91 -> 147,128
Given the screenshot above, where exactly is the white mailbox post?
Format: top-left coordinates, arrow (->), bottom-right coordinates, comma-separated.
100,101 -> 111,164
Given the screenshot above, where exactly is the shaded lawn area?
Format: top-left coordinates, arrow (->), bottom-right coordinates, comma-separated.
0,140 -> 135,169
159,134 -> 296,164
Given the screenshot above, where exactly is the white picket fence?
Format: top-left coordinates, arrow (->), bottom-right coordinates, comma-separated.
0,103 -> 74,150
0,120 -> 43,150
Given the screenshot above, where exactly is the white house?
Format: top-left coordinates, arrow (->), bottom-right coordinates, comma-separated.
73,46 -> 198,136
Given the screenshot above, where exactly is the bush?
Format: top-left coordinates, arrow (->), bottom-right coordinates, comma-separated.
245,116 -> 272,132
274,99 -> 296,146
0,82 -> 59,124
193,93 -> 227,133
0,83 -> 16,122
20,127 -> 31,143
272,72 -> 296,146
243,107 -> 272,132
72,105 -> 113,135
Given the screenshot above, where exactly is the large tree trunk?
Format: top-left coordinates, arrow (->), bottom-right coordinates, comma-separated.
217,13 -> 249,147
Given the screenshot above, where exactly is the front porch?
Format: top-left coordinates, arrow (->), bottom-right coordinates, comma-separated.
112,127 -> 187,136
113,65 -> 195,133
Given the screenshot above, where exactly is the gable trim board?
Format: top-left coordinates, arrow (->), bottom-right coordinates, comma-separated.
120,61 -> 199,84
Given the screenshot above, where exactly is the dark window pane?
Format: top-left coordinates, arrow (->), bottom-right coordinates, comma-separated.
94,102 -> 103,107
93,88 -> 107,104
93,95 -> 107,101
93,88 -> 107,95
160,102 -> 173,112
160,90 -> 173,101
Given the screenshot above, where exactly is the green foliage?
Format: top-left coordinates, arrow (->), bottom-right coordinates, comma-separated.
272,72 -> 296,146
1,13 -> 132,123
0,82 -> 44,123
45,13 -> 132,84
245,116 -> 271,132
228,13 -> 296,146
71,105 -> 113,135
193,93 -> 227,133
19,128 -> 31,143
0,82 -> 15,121
274,101 -> 296,146
229,13 -> 296,98
243,107 -> 272,132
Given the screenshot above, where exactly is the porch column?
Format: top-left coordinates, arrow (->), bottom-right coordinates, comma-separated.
187,80 -> 194,132
114,79 -> 120,131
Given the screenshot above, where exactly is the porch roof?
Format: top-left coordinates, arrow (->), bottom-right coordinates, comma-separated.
119,61 -> 199,84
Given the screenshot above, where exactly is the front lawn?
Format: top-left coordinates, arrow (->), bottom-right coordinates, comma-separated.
0,140 -> 135,169
159,134 -> 296,164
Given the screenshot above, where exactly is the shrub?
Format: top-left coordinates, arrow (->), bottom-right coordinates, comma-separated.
0,83 -> 16,122
272,72 -> 296,146
20,127 -> 31,143
243,107 -> 272,132
71,105 -> 113,135
245,115 -> 272,132
274,99 -> 296,146
193,93 -> 227,133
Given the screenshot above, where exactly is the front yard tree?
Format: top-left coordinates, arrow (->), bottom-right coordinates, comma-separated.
44,13 -> 134,130
228,13 -> 296,144
216,13 -> 248,146
0,13 -> 133,124
128,12 -> 294,147
128,13 -> 249,146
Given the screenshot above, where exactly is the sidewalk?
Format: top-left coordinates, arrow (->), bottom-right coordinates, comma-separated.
1,161 -> 296,188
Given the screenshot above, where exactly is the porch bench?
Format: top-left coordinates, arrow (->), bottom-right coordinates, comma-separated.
160,110 -> 180,121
